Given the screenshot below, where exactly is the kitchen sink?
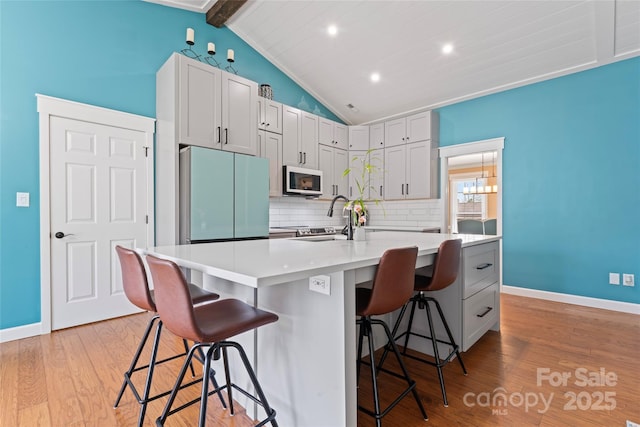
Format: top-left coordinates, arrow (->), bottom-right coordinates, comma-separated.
294,235 -> 343,242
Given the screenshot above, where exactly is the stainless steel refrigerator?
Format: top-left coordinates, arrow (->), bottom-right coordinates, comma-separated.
179,146 -> 269,243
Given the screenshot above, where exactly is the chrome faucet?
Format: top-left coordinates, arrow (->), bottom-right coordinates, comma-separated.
327,195 -> 353,240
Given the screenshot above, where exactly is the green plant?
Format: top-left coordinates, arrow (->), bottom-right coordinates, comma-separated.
343,148 -> 384,227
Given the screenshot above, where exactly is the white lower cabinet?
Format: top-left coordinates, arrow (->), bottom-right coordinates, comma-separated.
392,240 -> 500,356
319,145 -> 348,199
463,282 -> 499,349
259,131 -> 283,197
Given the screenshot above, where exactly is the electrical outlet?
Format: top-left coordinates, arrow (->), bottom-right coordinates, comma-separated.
622,274 -> 634,287
609,273 -> 620,285
309,275 -> 331,295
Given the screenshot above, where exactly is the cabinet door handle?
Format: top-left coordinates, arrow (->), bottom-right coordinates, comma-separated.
406,183 -> 409,195
224,128 -> 228,144
401,183 -> 404,195
266,123 -> 270,127
299,151 -> 302,164
217,126 -> 221,144
349,186 -> 352,197
476,263 -> 493,270
380,185 -> 383,197
476,306 -> 493,318
303,152 -> 306,164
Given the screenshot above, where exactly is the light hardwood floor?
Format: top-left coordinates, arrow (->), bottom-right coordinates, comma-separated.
1,294 -> 638,426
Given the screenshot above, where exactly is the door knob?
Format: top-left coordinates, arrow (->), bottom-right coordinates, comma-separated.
54,232 -> 73,239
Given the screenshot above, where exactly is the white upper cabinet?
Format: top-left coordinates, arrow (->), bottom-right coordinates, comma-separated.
221,73 -> 259,155
319,117 -> 348,150
282,106 -> 318,169
384,111 -> 433,148
176,56 -> 222,149
384,140 -> 436,200
348,126 -> 370,150
300,112 -> 319,168
382,110 -> 439,199
258,97 -> 283,134
319,145 -> 348,199
258,131 -> 283,197
160,53 -> 257,155
369,123 -> 385,149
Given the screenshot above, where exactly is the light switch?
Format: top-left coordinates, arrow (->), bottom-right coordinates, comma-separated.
16,192 -> 29,207
609,273 -> 620,285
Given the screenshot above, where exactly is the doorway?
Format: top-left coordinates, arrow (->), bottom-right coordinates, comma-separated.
38,95 -> 155,332
439,138 -> 504,236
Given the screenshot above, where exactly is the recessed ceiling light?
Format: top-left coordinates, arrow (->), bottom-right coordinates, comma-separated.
327,25 -> 338,36
370,72 -> 380,83
442,43 -> 454,55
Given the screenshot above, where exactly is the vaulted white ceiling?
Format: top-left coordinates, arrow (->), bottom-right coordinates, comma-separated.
149,0 -> 640,125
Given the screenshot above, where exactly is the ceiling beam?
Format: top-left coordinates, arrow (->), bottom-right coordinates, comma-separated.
206,0 -> 248,28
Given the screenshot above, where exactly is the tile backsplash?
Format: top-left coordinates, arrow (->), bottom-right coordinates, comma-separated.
269,197 -> 442,228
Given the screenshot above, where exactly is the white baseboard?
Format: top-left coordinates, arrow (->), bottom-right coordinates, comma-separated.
502,285 -> 640,315
0,322 -> 43,343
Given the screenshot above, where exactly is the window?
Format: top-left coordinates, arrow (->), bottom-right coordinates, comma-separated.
454,178 -> 488,220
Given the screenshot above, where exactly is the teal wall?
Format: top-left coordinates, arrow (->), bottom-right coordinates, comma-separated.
438,57 -> 640,304
0,0 -> 339,330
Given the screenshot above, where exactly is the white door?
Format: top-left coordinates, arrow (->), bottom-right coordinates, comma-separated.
49,116 -> 150,330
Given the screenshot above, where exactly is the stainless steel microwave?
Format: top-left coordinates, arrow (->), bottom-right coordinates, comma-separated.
283,165 -> 323,196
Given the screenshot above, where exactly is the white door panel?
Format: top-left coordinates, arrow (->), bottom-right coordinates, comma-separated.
50,116 -> 148,330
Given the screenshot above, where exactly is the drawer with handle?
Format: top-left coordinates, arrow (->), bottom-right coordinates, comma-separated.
462,282 -> 499,351
462,240 -> 499,298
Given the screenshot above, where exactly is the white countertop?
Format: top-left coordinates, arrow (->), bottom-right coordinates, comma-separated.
145,232 -> 499,288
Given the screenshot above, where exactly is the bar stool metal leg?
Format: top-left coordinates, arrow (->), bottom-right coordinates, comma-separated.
357,316 -> 428,425
114,315 -> 160,410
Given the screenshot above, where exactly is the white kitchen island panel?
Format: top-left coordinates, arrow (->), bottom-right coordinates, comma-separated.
144,232 -> 500,426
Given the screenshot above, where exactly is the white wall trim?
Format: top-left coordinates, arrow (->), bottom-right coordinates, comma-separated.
439,137 -> 505,280
0,323 -> 43,343
502,285 -> 640,315
36,94 -> 155,334
438,137 -> 505,158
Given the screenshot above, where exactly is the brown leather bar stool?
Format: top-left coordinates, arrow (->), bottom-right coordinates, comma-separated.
356,246 -> 428,427
146,254 -> 279,427
113,246 -> 226,427
380,238 -> 467,407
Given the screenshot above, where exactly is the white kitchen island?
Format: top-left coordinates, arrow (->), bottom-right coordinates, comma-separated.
144,231 -> 501,427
